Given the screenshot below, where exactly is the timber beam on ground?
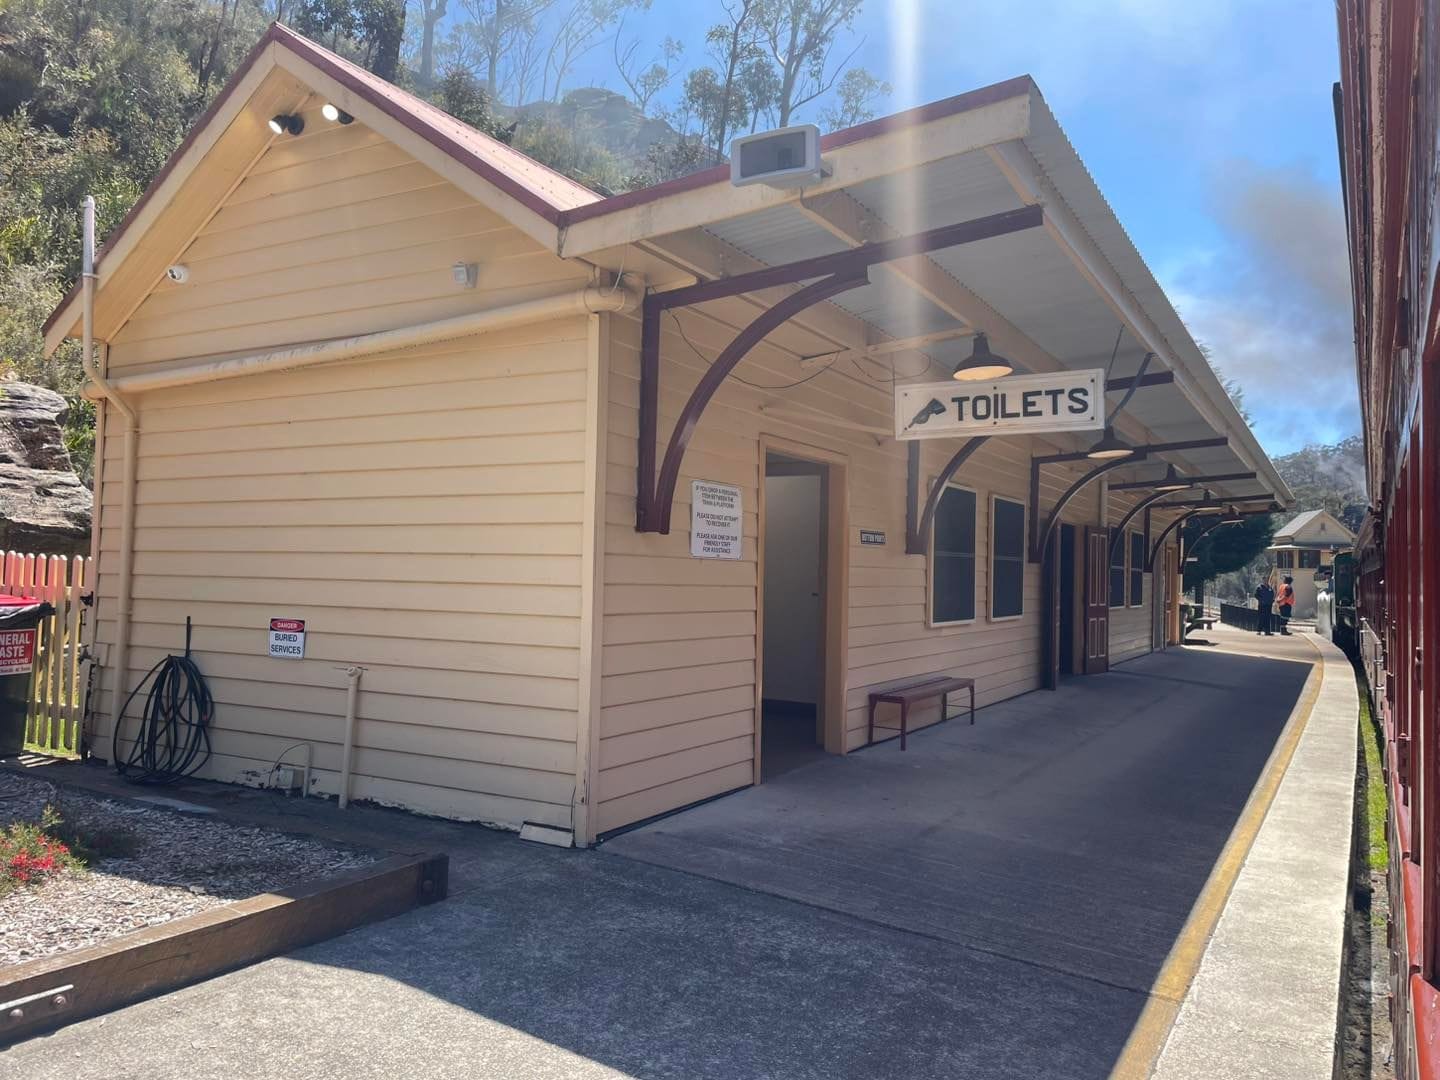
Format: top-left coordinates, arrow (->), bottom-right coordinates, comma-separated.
635,205 -> 1045,533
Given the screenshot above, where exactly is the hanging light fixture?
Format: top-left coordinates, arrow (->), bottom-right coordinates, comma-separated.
1084,426 -> 1134,460
1152,464 -> 1189,492
1221,504 -> 1245,523
321,103 -> 354,125
268,114 -> 304,136
951,333 -> 1014,381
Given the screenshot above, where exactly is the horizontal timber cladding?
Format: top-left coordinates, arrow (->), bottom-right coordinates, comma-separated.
105,107 -> 584,373
591,304 -> 1119,836
94,323 -> 592,827
91,115 -> 599,827
1106,486 -> 1162,665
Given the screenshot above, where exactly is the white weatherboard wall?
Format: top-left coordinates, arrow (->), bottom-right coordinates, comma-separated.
762,472 -> 822,705
93,113 -> 594,827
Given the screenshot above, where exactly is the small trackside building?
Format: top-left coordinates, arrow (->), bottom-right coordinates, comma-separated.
44,24 -> 1290,845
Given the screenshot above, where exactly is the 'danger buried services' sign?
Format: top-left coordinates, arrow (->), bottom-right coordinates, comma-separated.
894,368 -> 1105,440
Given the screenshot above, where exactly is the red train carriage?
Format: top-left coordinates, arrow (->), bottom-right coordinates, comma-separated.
1336,1 -> 1440,1075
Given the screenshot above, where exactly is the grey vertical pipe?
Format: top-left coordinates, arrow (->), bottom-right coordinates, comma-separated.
81,197 -> 139,751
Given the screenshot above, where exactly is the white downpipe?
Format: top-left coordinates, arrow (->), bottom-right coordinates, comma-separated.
337,665 -> 363,810
81,197 -> 140,746
90,282 -> 640,397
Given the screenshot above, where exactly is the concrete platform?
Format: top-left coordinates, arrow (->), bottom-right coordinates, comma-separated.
1,632 -> 1350,1079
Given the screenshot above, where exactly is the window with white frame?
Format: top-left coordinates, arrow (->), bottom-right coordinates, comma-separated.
931,485 -> 976,624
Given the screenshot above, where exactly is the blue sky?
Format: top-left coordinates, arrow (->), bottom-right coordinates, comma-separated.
468,1 -> 1353,455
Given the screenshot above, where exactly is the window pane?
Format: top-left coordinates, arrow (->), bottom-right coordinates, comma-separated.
935,487 -> 976,554
991,497 -> 1025,618
993,498 -> 1025,558
932,487 -> 976,622
992,557 -> 1023,618
1129,532 -> 1145,606
1299,549 -> 1321,569
934,554 -> 975,622
1110,532 -> 1126,607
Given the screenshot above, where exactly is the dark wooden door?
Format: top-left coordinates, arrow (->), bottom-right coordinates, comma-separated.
1084,527 -> 1110,674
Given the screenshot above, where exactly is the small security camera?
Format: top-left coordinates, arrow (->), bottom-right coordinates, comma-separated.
166,264 -> 190,284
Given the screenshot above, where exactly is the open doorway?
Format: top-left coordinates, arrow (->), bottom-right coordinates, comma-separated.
760,452 -> 827,779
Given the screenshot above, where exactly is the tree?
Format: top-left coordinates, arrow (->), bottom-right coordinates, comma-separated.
455,0 -> 554,98
755,0 -> 863,126
540,0 -> 631,102
411,0 -> 448,86
1183,514 -> 1277,603
820,66 -> 887,130
613,21 -> 680,114
701,0 -> 762,162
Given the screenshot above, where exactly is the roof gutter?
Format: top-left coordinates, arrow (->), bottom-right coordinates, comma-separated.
87,281 -> 640,397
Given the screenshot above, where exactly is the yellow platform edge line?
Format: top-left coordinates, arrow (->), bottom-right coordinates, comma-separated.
1107,635 -> 1327,1080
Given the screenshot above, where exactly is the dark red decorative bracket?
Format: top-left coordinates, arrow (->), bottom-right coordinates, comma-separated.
635,204 -> 1045,533
1026,437 -> 1230,563
903,372 -> 1178,556
1106,472 -> 1259,562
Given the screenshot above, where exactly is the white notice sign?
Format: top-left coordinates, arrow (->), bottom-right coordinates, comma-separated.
894,368 -> 1105,440
691,480 -> 743,560
268,618 -> 306,660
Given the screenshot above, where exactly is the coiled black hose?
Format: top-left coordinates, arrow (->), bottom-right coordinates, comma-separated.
113,618 -> 213,785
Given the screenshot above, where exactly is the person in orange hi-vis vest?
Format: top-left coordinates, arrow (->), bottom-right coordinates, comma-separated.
1276,576 -> 1296,635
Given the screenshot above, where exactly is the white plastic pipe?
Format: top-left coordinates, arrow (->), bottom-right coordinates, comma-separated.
81,197 -> 140,748
337,665 -> 363,809
89,282 -> 639,397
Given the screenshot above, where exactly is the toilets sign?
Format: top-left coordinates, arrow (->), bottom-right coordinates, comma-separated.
894,368 -> 1104,440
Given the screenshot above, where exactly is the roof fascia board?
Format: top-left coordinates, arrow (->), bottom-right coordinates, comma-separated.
557,90 -> 1032,259
44,44 -> 284,353
985,135 -> 1294,505
269,50 -> 560,252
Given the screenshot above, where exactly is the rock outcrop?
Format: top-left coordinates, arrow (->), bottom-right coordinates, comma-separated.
0,382 -> 92,557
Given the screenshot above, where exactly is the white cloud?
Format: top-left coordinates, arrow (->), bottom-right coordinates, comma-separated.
1164,161 -> 1357,453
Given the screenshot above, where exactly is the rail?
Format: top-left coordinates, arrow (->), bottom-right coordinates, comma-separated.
1220,601 -> 1261,632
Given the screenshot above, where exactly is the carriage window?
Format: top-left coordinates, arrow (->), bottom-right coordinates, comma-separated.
990,497 -> 1025,619
1129,531 -> 1145,606
931,486 -> 976,624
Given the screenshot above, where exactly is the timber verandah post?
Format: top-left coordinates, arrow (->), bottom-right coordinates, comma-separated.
634,204 -> 1045,533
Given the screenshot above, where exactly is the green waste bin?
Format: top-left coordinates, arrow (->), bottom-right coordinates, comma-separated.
0,595 -> 54,756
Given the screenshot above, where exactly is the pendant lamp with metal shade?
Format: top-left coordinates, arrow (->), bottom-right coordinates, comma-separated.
1084,425 -> 1134,460
1152,464 -> 1189,492
951,333 -> 1015,381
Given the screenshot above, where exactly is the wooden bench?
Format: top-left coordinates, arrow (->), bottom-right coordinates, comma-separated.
867,675 -> 975,750
1181,604 -> 1218,641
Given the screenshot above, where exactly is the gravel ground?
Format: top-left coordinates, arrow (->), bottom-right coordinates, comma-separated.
0,773 -> 378,968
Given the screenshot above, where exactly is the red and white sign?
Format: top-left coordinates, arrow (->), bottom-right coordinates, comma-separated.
0,628 -> 36,676
268,618 -> 306,660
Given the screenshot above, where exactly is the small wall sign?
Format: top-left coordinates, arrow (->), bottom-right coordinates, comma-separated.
691,480 -> 743,560
859,529 -> 887,546
268,618 -> 306,660
0,628 -> 36,676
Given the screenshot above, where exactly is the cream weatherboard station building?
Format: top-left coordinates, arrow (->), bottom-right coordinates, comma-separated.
45,25 -> 1289,846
